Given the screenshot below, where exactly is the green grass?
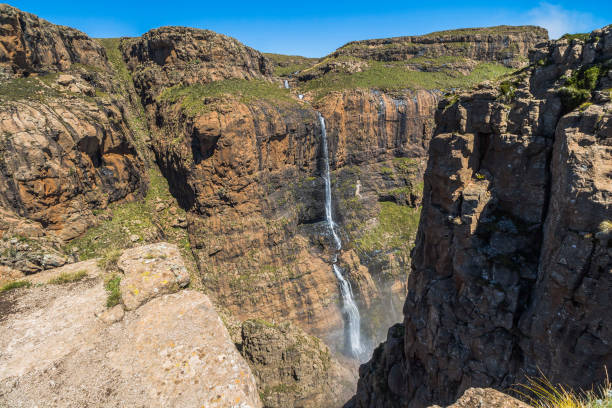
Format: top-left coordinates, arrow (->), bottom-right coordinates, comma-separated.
104,275 -> 122,307
419,25 -> 545,38
0,280 -> 31,292
96,38 -> 132,87
48,270 -> 87,284
561,33 -> 591,42
158,79 -> 299,116
263,53 -> 319,76
354,202 -> 421,255
97,249 -> 122,272
0,76 -> 62,102
558,64 -> 607,113
65,167 -> 190,261
96,37 -> 152,163
300,59 -> 514,99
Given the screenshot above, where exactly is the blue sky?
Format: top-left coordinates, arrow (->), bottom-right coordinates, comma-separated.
7,1 -> 612,57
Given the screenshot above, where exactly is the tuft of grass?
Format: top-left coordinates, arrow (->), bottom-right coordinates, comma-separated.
599,220 -> 612,234
48,270 -> 87,285
516,370 -> 612,408
158,79 -> 298,116
97,249 -> 122,272
0,280 -> 31,292
104,275 -> 122,308
499,80 -> 517,102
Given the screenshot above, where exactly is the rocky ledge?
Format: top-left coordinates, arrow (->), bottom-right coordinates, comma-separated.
0,242 -> 262,407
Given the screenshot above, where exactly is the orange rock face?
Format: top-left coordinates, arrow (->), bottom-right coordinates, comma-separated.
0,5 -> 146,272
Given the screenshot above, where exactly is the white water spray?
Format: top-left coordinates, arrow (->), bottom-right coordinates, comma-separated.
318,112 -> 364,359
284,79 -> 290,89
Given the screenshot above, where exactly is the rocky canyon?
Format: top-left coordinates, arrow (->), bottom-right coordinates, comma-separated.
0,3 -> 610,408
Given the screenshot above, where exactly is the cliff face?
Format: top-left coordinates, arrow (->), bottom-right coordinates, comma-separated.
0,4 -> 110,75
351,26 -> 612,407
0,4 -> 146,272
123,27 -> 437,350
333,26 -> 548,68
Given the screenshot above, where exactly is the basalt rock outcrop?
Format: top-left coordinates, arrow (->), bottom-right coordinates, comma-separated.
0,5 -> 146,260
351,26 -> 612,407
332,26 -> 548,68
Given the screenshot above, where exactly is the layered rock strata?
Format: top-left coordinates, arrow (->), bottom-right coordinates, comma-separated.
332,26 -> 548,68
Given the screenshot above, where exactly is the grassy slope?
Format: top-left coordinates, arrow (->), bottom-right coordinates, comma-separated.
158,79 -> 299,116
299,58 -> 513,98
263,53 -> 319,76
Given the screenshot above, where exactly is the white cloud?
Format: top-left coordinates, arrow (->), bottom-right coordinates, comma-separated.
527,2 -> 599,39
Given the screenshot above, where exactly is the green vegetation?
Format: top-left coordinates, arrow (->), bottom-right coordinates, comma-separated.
97,249 -> 122,272
159,79 -> 298,116
104,275 -> 122,307
97,38 -> 131,88
263,53 -> 319,76
96,37 -> 152,163
561,33 -> 591,42
559,64 -> 607,113
516,372 -> 612,408
0,280 -> 31,292
354,202 -> 421,256
380,166 -> 395,178
299,59 -> 513,99
65,167 -> 191,263
392,157 -> 420,175
0,76 -> 62,102
499,80 -> 517,101
48,270 -> 87,285
420,25 -> 544,38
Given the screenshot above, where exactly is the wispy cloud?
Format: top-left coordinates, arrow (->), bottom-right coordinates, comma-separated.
527,2 -> 600,39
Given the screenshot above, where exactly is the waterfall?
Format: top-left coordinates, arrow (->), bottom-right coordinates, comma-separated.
318,112 -> 364,359
284,79 -> 290,89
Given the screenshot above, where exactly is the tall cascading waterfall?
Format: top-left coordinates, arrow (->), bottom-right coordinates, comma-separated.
317,112 -> 365,359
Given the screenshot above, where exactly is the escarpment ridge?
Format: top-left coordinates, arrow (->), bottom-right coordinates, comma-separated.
350,25 -> 612,408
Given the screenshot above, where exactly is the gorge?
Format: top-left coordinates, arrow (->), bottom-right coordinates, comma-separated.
0,3 -> 610,408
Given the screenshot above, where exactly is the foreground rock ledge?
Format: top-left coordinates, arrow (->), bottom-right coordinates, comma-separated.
0,250 -> 262,407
